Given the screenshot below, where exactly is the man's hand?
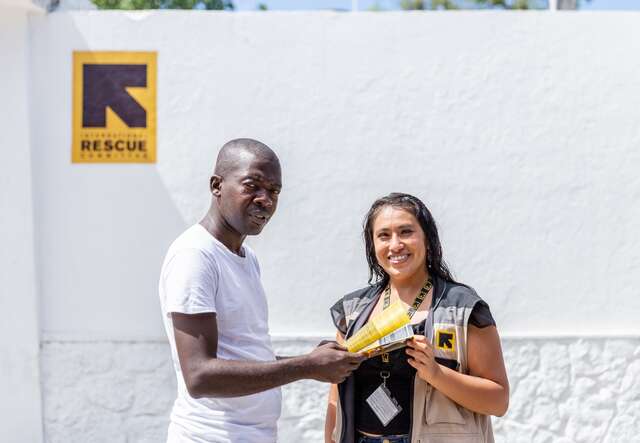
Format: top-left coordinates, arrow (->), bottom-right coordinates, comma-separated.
304,341 -> 365,384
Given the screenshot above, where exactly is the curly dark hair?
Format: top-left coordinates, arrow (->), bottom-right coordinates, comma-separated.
363,192 -> 457,287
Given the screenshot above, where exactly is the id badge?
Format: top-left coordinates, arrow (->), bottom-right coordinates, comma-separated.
366,383 -> 402,426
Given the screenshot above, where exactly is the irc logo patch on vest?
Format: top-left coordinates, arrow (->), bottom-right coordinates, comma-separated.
435,328 -> 456,352
72,51 -> 157,163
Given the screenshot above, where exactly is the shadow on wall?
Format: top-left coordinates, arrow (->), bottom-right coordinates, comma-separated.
29,12 -> 187,342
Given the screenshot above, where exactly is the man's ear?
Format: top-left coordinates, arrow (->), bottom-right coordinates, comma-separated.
210,175 -> 223,197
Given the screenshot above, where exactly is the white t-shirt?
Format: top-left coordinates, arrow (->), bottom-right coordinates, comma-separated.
159,224 -> 281,443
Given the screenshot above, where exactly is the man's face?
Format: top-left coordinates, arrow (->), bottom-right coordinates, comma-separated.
216,154 -> 282,236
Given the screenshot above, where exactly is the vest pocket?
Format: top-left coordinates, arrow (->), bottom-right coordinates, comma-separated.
425,389 -> 466,426
417,388 -> 483,443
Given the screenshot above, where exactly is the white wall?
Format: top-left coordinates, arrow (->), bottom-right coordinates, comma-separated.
21,10 -> 640,442
0,4 -> 43,443
30,11 -> 640,341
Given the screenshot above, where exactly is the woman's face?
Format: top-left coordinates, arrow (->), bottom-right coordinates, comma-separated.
372,205 -> 427,283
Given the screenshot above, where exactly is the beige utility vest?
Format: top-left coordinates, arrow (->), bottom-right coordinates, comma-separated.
330,277 -> 494,443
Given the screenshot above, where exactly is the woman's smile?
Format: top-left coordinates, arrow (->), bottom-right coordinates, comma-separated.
388,253 -> 410,264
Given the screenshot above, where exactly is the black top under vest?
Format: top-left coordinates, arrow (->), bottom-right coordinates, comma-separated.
354,301 -> 495,435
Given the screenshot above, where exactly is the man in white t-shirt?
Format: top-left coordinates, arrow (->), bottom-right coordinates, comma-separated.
159,138 -> 364,443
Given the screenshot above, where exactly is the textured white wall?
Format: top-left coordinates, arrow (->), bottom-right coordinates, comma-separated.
0,5 -> 43,443
30,11 -> 640,341
41,337 -> 640,443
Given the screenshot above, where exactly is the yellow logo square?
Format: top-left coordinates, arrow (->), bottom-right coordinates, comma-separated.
435,329 -> 456,352
72,51 -> 157,163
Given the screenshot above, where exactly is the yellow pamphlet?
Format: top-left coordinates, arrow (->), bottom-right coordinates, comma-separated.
360,324 -> 415,358
345,301 -> 411,353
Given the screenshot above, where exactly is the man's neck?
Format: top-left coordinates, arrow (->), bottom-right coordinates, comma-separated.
199,209 -> 245,256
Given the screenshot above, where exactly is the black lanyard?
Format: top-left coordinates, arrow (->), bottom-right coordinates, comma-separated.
379,276 -> 433,364
382,277 -> 433,318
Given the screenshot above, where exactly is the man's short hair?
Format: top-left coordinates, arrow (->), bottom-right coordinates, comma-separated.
214,138 -> 279,177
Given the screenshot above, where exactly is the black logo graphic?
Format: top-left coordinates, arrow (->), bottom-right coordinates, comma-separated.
437,331 -> 454,350
82,64 -> 147,128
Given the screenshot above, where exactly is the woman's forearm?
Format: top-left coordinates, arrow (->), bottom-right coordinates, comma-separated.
324,384 -> 339,443
428,365 -> 509,416
407,328 -> 509,417
325,402 -> 337,443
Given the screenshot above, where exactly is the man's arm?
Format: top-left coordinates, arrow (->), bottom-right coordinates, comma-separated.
173,312 -> 364,399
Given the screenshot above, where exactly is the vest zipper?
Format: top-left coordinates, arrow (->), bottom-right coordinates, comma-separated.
341,286 -> 381,443
408,373 -> 415,442
411,277 -> 447,443
338,383 -> 347,443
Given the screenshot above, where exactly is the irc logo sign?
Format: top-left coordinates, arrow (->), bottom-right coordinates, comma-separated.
435,328 -> 456,352
72,51 -> 157,163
